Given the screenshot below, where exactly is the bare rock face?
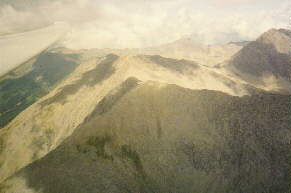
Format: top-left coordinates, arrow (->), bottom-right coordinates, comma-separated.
227,29 -> 291,93
0,80 -> 290,193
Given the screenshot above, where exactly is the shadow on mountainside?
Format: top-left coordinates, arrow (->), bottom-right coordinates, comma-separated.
5,83 -> 290,193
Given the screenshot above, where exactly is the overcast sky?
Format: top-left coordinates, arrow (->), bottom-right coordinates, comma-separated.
0,0 -> 289,48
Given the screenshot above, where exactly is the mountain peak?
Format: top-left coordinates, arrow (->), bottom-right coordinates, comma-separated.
227,28 -> 290,93
258,28 -> 290,54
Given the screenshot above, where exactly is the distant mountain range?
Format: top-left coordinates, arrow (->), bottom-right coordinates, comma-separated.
0,28 -> 290,193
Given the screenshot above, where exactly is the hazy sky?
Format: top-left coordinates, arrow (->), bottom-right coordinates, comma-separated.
0,0 -> 289,48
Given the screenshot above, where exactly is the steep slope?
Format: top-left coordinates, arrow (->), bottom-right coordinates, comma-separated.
0,54 -> 121,182
226,28 -> 291,93
121,54 -> 259,96
0,49 -> 81,128
0,52 -> 263,182
1,80 -> 290,193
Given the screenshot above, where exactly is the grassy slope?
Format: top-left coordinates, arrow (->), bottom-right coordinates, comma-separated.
2,80 -> 290,193
0,51 -> 80,128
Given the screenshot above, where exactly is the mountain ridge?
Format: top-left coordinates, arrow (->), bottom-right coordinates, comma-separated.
0,51 -> 266,182
0,79 -> 290,193
224,28 -> 291,94
0,28 -> 290,191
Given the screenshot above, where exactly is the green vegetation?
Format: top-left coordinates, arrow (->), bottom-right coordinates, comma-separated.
0,184 -> 8,193
0,138 -> 4,154
0,182 -> 11,193
1,80 -> 290,193
77,136 -> 113,160
87,136 -> 112,159
0,52 -> 80,128
120,145 -> 144,177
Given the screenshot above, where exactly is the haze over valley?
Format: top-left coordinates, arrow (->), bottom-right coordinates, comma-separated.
0,0 -> 290,193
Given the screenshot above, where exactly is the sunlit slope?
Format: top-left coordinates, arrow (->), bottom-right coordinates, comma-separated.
0,29 -> 289,181
0,53 -> 262,183
0,22 -> 69,76
1,80 -> 290,193
0,28 -> 290,193
135,38 -> 243,67
81,38 -> 243,67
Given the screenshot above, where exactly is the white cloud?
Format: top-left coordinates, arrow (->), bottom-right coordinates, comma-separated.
0,0 -> 289,48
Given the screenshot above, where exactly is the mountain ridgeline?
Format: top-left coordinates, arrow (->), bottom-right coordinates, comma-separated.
227,29 -> 291,93
0,28 -> 290,193
1,80 -> 290,193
